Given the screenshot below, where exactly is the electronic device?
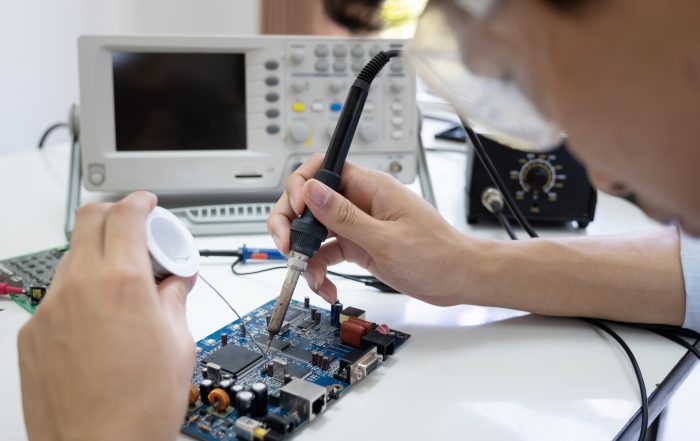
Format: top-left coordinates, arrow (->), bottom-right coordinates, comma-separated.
183,298 -> 410,441
78,35 -> 417,196
445,126 -> 597,228
0,246 -> 66,314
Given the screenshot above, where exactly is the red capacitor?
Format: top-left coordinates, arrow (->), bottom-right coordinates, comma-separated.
347,316 -> 372,334
340,321 -> 365,347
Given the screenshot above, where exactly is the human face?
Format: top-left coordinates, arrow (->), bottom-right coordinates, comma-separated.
417,0 -> 700,235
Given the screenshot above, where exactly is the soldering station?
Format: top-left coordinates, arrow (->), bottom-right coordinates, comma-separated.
2,13 -> 699,441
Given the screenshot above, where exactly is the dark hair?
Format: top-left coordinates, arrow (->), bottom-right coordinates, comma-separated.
322,0 -> 384,33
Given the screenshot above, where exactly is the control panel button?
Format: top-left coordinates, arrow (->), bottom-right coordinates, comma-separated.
311,101 -> 323,112
391,130 -> 403,140
389,161 -> 403,174
266,108 -> 280,118
330,102 -> 342,112
359,122 -> 379,143
389,80 -> 404,94
290,49 -> 305,65
391,116 -> 403,126
333,60 -> 347,72
288,122 -> 310,143
351,61 -> 364,72
364,102 -> 375,112
265,76 -> 279,86
265,92 -> 280,103
390,59 -> 404,73
292,102 -> 305,113
351,45 -> 365,58
369,44 -> 382,57
333,45 -> 347,57
264,60 -> 279,70
328,80 -> 345,94
90,171 -> 105,186
315,59 -> 330,72
290,79 -> 307,93
391,102 -> 403,112
266,124 -> 280,134
314,45 -> 329,57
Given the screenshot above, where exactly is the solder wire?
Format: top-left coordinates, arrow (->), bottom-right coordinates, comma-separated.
197,273 -> 270,357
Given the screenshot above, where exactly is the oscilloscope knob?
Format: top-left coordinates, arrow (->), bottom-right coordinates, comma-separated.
358,122 -> 379,143
288,122 -> 310,143
290,49 -> 305,65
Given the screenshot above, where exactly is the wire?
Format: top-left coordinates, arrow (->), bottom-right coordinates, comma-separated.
495,212 -> 518,240
197,273 -> 269,358
231,258 -> 286,276
651,331 -> 700,361
425,146 -> 469,154
462,121 -> 539,238
38,122 -> 69,149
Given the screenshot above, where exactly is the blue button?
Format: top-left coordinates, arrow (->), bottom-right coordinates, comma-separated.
330,102 -> 342,112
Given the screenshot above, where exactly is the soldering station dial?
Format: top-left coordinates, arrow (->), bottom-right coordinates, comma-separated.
508,152 -> 569,209
519,158 -> 556,193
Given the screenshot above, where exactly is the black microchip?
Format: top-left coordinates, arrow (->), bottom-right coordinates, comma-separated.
204,345 -> 262,376
283,345 -> 313,363
297,320 -> 316,330
286,363 -> 310,379
204,414 -> 216,424
253,335 -> 290,351
285,308 -> 304,322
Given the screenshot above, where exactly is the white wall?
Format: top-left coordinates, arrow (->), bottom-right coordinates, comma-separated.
0,0 -> 260,155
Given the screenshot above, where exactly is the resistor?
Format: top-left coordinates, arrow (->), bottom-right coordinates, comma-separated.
376,324 -> 391,334
208,388 -> 231,412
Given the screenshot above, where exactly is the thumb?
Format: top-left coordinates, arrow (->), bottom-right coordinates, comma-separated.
302,179 -> 382,250
157,275 -> 195,332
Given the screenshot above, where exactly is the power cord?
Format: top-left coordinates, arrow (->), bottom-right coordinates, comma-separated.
38,122 -> 69,149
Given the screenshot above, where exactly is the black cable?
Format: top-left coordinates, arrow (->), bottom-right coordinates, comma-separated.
425,146 -> 469,154
650,330 -> 700,361
495,212 -> 518,240
462,121 -> 539,238
231,258 -> 286,276
581,318 -> 649,441
38,122 -> 69,149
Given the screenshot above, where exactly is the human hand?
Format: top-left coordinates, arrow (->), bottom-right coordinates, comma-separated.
268,155 -> 483,306
18,192 -> 196,441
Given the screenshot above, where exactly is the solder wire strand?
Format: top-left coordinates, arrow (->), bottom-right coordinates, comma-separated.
197,273 -> 269,358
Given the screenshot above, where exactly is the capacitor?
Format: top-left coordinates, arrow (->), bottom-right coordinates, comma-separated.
304,296 -> 310,308
219,379 -> 234,398
240,324 -> 247,337
208,388 -> 231,412
201,367 -> 209,380
311,351 -> 320,366
231,384 -> 244,401
266,362 -> 274,377
333,301 -> 343,325
283,374 -> 292,384
311,308 -> 317,320
314,310 -> 321,323
199,379 -> 214,405
235,390 -> 255,416
321,356 -> 330,370
221,333 -> 228,346
188,383 -> 199,406
250,382 -> 269,417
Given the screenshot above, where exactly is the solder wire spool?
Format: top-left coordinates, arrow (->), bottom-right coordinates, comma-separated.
145,206 -> 200,282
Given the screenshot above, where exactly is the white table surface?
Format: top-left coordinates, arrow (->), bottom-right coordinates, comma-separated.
0,121 -> 694,441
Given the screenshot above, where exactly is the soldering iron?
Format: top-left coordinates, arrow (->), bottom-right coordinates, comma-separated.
266,50 -> 402,347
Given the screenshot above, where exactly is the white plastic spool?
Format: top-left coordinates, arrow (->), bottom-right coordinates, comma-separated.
145,206 -> 200,281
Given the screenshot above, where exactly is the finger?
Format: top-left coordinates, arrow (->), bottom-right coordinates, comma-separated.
69,203 -> 112,262
268,191 -> 293,253
304,241 -> 346,290
103,191 -> 157,266
316,277 -> 338,304
157,275 -> 196,335
301,179 -> 385,252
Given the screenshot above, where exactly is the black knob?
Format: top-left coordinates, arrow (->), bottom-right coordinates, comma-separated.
524,165 -> 551,190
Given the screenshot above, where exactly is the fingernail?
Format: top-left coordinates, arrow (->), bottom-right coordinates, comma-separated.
272,234 -> 281,251
307,180 -> 332,208
289,194 -> 297,212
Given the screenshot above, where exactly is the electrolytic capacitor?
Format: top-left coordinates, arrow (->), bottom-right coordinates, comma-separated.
283,374 -> 292,384
311,351 -> 320,366
250,382 -> 269,417
266,362 -> 274,377
321,356 -> 330,370
333,301 -> 343,325
199,379 -> 214,405
310,308 -> 317,320
201,367 -> 209,380
219,379 -> 234,398
304,296 -> 310,308
231,384 -> 244,401
221,333 -> 228,346
235,390 -> 255,416
240,324 -> 247,337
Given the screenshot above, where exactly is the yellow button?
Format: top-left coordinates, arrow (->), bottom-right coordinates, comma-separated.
292,102 -> 305,112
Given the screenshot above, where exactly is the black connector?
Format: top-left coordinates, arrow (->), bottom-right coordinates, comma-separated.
360,330 -> 396,358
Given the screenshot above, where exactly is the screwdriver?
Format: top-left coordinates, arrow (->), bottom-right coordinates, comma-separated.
267,49 -> 401,347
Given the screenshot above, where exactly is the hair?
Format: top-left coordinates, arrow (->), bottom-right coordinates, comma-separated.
321,0 -> 384,33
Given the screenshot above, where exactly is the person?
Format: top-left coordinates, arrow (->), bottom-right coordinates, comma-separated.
17,0 -> 700,439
